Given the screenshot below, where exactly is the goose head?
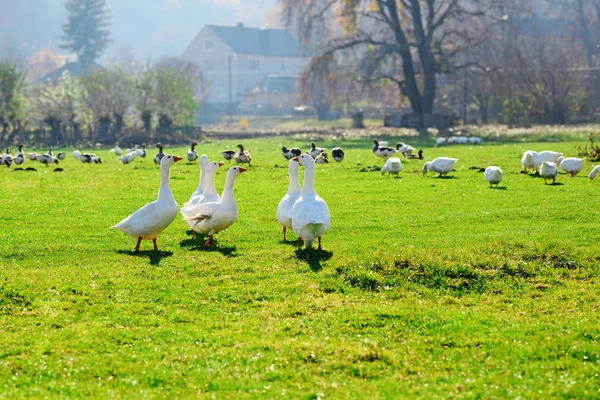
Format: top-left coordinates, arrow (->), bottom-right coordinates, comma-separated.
160,154 -> 183,169
292,153 -> 316,168
282,146 -> 289,152
422,162 -> 431,175
206,161 -> 224,174
190,142 -> 197,151
311,142 -> 316,151
237,144 -> 245,152
156,143 -> 164,151
372,139 -> 379,149
228,165 -> 247,178
395,142 -> 405,150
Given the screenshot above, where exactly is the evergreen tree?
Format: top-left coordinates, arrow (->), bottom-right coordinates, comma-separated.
61,0 -> 112,71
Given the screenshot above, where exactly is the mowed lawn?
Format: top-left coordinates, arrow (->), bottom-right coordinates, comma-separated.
1,137 -> 599,398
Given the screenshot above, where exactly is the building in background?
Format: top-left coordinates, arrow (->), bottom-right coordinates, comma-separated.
182,23 -> 309,122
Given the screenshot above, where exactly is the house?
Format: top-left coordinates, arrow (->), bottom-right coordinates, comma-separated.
182,23 -> 309,117
33,61 -> 103,85
239,76 -> 298,114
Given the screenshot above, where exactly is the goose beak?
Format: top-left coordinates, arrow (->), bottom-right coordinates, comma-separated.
239,167 -> 247,173
173,156 -> 183,162
291,157 -> 299,162
218,162 -> 224,167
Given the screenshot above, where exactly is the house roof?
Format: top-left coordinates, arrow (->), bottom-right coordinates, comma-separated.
33,61 -> 103,85
207,24 -> 308,58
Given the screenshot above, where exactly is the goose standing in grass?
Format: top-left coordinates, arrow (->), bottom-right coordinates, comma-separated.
14,144 -> 24,166
79,153 -> 102,164
521,150 -> 539,172
234,144 -> 251,166
291,154 -> 331,250
589,165 -> 600,180
38,153 -> 58,167
331,147 -> 344,162
140,144 -> 147,158
557,157 -> 584,177
539,161 -> 558,184
282,146 -> 302,160
309,142 -> 325,158
381,157 -> 402,176
154,143 -> 165,166
187,142 -> 198,162
56,152 -> 66,160
112,155 -> 182,251
396,142 -> 415,158
119,151 -> 137,164
112,142 -> 122,156
189,155 -> 209,199
372,139 -> 398,159
422,157 -> 458,177
277,159 -> 301,241
184,166 -> 247,247
28,152 -> 38,161
73,150 -> 81,160
406,149 -> 424,160
484,166 -> 503,188
436,137 -> 446,146
221,149 -> 236,162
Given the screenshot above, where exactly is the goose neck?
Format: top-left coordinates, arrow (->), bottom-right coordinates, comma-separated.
221,173 -> 238,203
158,165 -> 174,202
301,165 -> 316,195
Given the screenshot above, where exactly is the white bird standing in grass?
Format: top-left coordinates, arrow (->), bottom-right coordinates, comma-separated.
557,157 -> 584,177
189,155 -> 209,199
277,158 -> 301,242
381,157 -> 402,176
291,154 -> 331,250
484,166 -> 503,188
112,142 -> 122,156
539,161 -> 558,184
521,150 -> 539,172
184,166 -> 247,247
181,161 -> 224,238
422,157 -> 458,177
372,139 -> 397,159
111,154 -> 182,251
589,165 -> 600,180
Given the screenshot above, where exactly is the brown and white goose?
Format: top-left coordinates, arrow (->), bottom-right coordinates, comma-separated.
372,140 -> 397,159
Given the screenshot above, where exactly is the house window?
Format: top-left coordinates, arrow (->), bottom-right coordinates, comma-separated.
249,59 -> 260,71
205,40 -> 215,51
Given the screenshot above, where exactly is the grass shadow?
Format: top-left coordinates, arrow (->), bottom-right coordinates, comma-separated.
490,186 -> 508,190
294,248 -> 333,272
434,175 -> 458,179
179,238 -> 238,256
280,239 -> 301,247
547,182 -> 565,186
116,250 -> 173,266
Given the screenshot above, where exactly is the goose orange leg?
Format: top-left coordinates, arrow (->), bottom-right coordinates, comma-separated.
298,237 -> 302,248
152,238 -> 158,251
318,237 -> 322,251
204,235 -> 214,247
134,237 -> 142,252
283,226 -> 287,241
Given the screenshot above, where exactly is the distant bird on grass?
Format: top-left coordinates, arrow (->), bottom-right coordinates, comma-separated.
154,143 -> 165,166
557,157 -> 584,177
589,165 -> 600,180
277,159 -> 301,242
282,146 -> 302,160
331,147 -> 344,162
187,142 -> 198,163
372,139 -> 397,159
422,157 -> 458,177
381,157 -> 402,177
539,161 -> 558,184
234,144 -> 251,166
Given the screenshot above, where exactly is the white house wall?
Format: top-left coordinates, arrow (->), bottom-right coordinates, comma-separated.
182,26 -> 308,104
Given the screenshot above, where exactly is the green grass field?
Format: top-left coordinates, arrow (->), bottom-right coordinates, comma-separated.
1,137 -> 599,398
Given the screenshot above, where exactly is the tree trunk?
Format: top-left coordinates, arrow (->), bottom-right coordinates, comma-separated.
114,113 -> 124,136
97,116 -> 112,143
158,114 -> 173,134
141,110 -> 152,131
316,103 -> 330,121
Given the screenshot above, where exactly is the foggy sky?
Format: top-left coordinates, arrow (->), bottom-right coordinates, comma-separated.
0,0 -> 277,62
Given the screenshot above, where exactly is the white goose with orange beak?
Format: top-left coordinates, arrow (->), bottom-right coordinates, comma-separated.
184,166 -> 247,247
291,154 -> 331,250
111,154 -> 182,251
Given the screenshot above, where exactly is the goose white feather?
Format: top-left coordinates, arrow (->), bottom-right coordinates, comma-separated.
277,159 -> 301,241
484,166 -> 503,187
184,166 -> 246,246
381,157 -> 402,176
291,154 -> 331,250
559,157 -> 584,177
539,161 -> 558,184
181,161 -> 223,218
422,157 -> 458,177
589,165 -> 600,180
111,155 -> 182,251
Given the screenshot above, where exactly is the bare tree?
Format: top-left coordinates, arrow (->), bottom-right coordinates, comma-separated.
281,0 -> 492,136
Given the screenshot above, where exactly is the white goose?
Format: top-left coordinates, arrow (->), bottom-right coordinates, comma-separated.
484,166 -> 503,188
111,154 -> 182,251
537,150 -> 563,164
182,161 -> 223,210
422,157 -> 458,177
381,157 -> 402,176
291,154 -> 331,250
184,166 -> 247,246
189,155 -> 209,199
589,165 -> 600,180
277,159 -> 301,241
112,142 -> 122,156
539,161 -> 558,184
557,157 -> 584,177
521,151 -> 538,172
